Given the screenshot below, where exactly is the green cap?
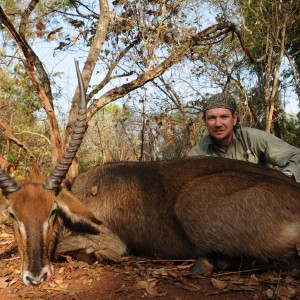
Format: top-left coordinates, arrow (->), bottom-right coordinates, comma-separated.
203,93 -> 237,112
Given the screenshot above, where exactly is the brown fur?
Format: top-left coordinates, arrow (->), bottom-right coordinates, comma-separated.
68,156 -> 300,269
3,156 -> 300,285
3,175 -> 102,285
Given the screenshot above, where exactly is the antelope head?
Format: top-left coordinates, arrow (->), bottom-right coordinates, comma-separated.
0,62 -> 101,286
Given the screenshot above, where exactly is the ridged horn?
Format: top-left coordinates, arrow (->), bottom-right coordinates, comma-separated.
0,168 -> 20,196
43,60 -> 87,190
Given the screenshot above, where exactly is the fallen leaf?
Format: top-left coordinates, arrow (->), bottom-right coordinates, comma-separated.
277,286 -> 296,298
8,276 -> 18,287
62,255 -> 73,263
285,276 -> 294,284
145,284 -> 157,297
211,278 -> 228,290
177,264 -> 193,271
54,279 -> 63,285
250,274 -> 259,281
181,281 -> 200,292
0,233 -> 14,238
133,280 -> 148,290
266,288 -> 274,298
0,276 -> 9,289
168,270 -> 178,278
247,278 -> 260,286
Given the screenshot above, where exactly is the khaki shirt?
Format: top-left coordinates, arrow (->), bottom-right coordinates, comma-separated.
188,127 -> 300,183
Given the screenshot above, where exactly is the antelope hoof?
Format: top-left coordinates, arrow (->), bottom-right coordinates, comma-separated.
191,258 -> 214,276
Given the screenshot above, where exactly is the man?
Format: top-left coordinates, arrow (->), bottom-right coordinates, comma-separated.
188,93 -> 300,183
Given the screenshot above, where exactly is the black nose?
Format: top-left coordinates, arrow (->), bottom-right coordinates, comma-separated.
26,276 -> 41,286
26,272 -> 47,286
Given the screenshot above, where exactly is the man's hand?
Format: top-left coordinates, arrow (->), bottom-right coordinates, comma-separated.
283,171 -> 295,179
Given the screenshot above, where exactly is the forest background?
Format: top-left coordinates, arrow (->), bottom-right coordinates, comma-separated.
0,0 -> 300,178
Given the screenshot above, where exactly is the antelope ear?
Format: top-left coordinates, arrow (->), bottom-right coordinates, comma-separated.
56,190 -> 102,235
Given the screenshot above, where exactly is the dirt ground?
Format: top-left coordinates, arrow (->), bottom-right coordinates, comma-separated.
0,212 -> 299,300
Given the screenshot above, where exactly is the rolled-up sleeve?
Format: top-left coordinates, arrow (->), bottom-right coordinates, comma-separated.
252,129 -> 300,183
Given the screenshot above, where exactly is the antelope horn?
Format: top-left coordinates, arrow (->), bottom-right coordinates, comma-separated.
43,60 -> 87,190
0,168 -> 20,196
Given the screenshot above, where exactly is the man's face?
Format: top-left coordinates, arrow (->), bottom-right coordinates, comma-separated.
203,108 -> 238,144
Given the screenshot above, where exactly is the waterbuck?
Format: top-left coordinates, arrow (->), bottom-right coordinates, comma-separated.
1,63 -> 300,286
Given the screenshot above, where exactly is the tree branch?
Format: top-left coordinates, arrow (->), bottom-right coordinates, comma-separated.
0,5 -> 63,166
0,119 -> 39,173
19,0 -> 54,103
233,25 -> 266,63
88,38 -> 141,100
86,22 -> 236,120
66,0 -> 110,135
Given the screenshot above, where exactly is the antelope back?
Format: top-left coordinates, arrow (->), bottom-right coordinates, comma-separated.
71,156 -> 300,266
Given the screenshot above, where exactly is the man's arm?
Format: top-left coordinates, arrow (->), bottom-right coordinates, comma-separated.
250,128 -> 300,183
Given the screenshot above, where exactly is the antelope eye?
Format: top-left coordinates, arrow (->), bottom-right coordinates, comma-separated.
49,208 -> 57,220
8,211 -> 17,222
